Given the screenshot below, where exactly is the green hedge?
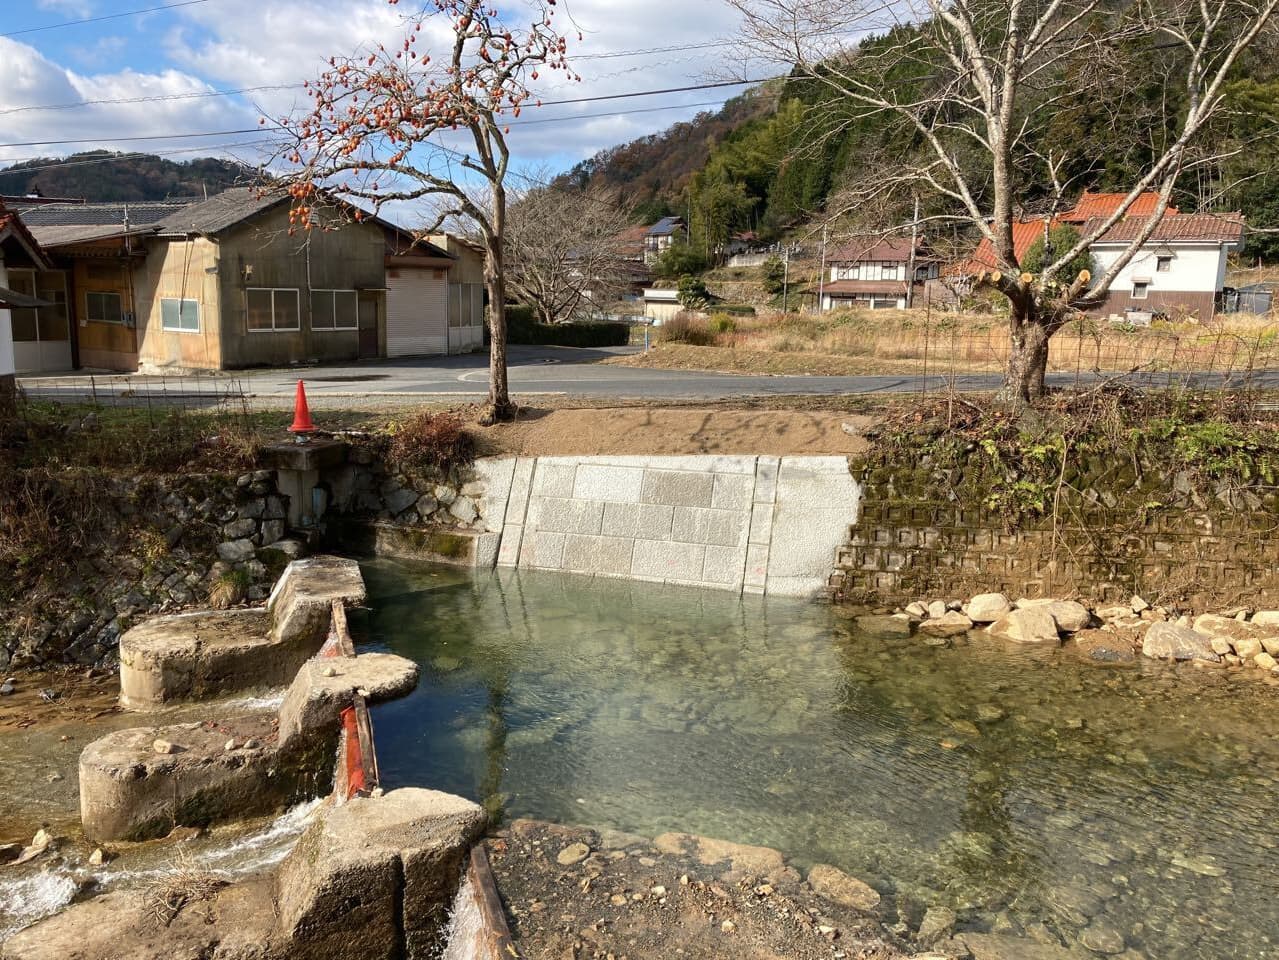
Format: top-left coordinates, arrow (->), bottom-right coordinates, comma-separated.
501,305 -> 631,347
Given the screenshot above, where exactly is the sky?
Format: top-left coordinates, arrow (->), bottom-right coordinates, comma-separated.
0,0 -> 758,202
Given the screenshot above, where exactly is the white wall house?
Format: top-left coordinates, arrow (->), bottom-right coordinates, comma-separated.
821,236 -> 938,311
964,194 -> 1247,320
0,207 -> 56,392
1085,215 -> 1245,319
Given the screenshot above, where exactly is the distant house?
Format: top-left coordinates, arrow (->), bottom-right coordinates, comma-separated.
963,191 -> 1247,320
641,287 -> 682,325
12,189 -> 481,373
643,216 -> 685,264
821,235 -> 938,311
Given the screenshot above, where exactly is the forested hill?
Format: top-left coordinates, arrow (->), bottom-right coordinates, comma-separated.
0,152 -> 256,202
564,25 -> 1279,259
553,89 -> 775,224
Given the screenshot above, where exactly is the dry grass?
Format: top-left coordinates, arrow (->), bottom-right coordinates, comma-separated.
626,306 -> 1279,377
144,848 -> 228,927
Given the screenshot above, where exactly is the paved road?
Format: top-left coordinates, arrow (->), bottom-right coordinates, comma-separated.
18,344 -> 1279,404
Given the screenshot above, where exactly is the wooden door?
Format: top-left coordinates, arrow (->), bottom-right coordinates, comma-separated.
358,294 -> 380,359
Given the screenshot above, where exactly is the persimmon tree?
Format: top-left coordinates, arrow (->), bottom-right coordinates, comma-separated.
732,0 -> 1279,407
273,0 -> 579,421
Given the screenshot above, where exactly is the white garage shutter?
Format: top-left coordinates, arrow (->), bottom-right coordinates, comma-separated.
386,268 -> 448,357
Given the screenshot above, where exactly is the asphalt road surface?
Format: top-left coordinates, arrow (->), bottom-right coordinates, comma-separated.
18,344 -> 1279,405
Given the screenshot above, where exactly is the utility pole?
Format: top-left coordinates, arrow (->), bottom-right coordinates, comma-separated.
906,195 -> 920,309
817,224 -> 828,313
782,246 -> 790,312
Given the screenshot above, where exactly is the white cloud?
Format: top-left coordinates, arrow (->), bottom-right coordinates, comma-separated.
0,38 -> 252,165
37,0 -> 94,15
1,0 -> 760,180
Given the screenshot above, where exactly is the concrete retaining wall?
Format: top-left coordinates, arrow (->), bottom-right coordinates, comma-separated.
473,456 -> 859,598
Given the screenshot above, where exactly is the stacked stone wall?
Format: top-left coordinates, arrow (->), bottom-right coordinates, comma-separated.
829,451 -> 1279,609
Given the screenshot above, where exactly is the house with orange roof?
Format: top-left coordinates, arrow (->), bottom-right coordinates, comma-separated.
960,191 -> 1246,320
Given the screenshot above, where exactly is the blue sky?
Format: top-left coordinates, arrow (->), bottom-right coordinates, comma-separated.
0,0 -> 754,189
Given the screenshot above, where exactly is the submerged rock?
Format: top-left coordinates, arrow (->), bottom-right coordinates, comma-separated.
806,863 -> 881,912
919,611 -> 973,638
917,905 -> 956,946
855,614 -> 914,638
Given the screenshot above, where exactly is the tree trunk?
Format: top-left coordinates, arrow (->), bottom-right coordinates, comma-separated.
995,300 -> 1051,407
483,185 -> 515,424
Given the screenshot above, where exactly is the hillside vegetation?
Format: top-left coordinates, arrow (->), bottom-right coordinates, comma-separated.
0,152 -> 256,202
567,25 -> 1279,261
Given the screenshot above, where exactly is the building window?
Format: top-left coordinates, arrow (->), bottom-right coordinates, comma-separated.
310,290 -> 358,330
835,264 -> 860,281
1156,256 -> 1173,272
161,298 -> 200,333
881,263 -> 900,280
1132,282 -> 1150,300
86,291 -> 123,325
246,288 -> 300,332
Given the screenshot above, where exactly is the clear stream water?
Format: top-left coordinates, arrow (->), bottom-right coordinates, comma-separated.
363,557 -> 1279,960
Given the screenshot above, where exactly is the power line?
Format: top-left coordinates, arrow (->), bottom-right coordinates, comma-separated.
0,77 -> 774,150
0,91 -> 772,175
0,40 -> 759,117
0,0 -> 215,39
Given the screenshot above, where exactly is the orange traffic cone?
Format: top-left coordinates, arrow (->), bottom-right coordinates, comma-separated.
288,379 -> 316,434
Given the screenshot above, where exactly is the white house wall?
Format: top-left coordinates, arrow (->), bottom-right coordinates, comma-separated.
0,258 -> 15,380
1090,242 -> 1226,295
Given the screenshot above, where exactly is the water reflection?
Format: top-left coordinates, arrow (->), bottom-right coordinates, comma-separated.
363,558 -> 1279,959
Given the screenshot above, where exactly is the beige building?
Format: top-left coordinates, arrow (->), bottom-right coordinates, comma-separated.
15,190 -> 483,372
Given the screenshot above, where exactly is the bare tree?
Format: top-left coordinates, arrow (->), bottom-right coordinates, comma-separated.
504,172 -> 636,324
731,0 -> 1279,405
271,0 -> 578,422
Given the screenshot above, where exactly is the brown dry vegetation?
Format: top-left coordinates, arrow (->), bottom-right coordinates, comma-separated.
613,307 -> 1279,379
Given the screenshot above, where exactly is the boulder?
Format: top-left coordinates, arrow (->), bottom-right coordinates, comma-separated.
917,905 -> 957,947
275,788 -> 486,960
965,593 -> 1011,623
1142,622 -> 1220,662
1255,651 -> 1278,671
216,539 -> 256,563
384,487 -> 419,516
1017,599 -> 1091,632
1233,637 -> 1264,660
806,863 -> 881,912
960,932 -> 1081,960
987,607 -> 1060,645
904,601 -> 928,619
1192,614 -> 1272,650
1252,610 -> 1279,627
653,832 -> 788,880
926,600 -> 948,619
918,611 -> 974,638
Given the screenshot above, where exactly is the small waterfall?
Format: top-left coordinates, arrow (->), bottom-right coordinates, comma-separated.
439,875 -> 486,960
0,873 -> 80,941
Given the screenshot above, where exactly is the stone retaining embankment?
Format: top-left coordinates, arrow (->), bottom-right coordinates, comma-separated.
1,470 -> 299,672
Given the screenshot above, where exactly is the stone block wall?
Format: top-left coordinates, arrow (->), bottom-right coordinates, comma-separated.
829,451 -> 1279,609
483,455 -> 859,597
3,472 -> 291,671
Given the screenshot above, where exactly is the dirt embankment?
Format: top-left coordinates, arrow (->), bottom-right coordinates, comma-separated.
487,819 -> 915,960
470,406 -> 876,457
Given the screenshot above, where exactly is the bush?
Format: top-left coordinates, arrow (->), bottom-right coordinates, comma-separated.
661,311 -> 716,346
676,274 -> 710,309
386,411 -> 476,474
503,306 -> 630,348
716,303 -> 756,316
710,313 -> 737,334
654,243 -> 709,278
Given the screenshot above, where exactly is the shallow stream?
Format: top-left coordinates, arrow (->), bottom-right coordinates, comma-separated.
364,557 -> 1279,960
